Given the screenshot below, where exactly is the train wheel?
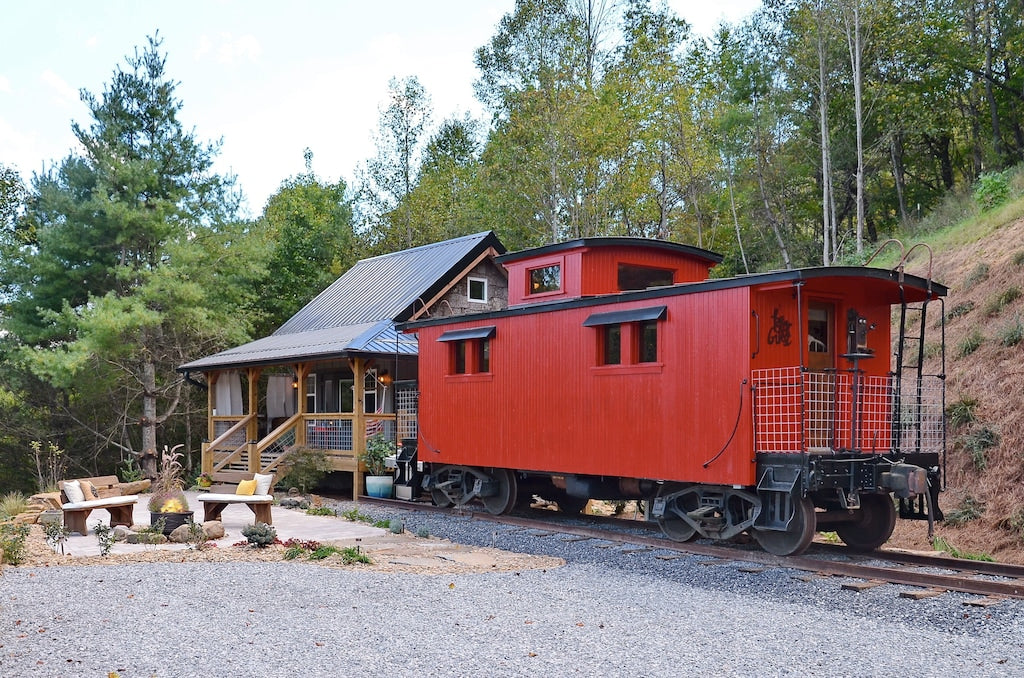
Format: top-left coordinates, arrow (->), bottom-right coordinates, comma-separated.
481,468 -> 518,515
430,487 -> 453,508
752,496 -> 815,556
656,485 -> 698,542
836,493 -> 896,551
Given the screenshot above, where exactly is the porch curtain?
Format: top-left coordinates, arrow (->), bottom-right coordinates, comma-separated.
215,371 -> 243,416
267,374 -> 296,420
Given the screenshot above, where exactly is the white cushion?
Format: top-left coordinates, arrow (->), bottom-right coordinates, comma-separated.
62,495 -> 138,510
197,493 -> 274,503
253,473 -> 274,495
62,480 -> 85,503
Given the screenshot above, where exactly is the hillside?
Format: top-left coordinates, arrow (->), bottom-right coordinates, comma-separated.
888,214 -> 1024,563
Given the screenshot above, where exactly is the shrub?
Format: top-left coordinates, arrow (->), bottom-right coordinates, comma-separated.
943,496 -> 986,526
1002,507 -> 1024,541
118,456 -> 143,483
0,491 -> 30,520
973,170 -> 1011,210
963,263 -> 990,290
280,447 -> 331,493
43,521 -> 70,555
305,506 -> 336,516
963,425 -> 1000,471
338,546 -> 371,564
93,522 -> 115,557
946,301 -> 975,320
1013,250 -> 1024,267
242,522 -> 277,548
984,286 -> 1022,316
416,526 -> 430,538
955,330 -> 984,358
388,518 -> 404,534
946,395 -> 978,429
0,524 -> 30,565
998,315 -> 1024,347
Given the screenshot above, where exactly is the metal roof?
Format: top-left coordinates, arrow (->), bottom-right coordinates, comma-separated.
179,231 -> 504,372
275,231 -> 504,334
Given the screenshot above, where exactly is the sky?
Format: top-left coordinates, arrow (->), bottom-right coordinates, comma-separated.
1,0 -> 762,217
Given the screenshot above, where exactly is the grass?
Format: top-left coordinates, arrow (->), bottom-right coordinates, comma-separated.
943,495 -> 986,526
305,506 -> 337,516
946,395 -> 978,429
963,263 -> 990,290
955,329 -> 984,358
984,286 -> 1022,316
932,535 -> 994,562
0,491 -> 30,520
963,426 -> 1000,471
946,300 -> 975,320
998,315 -> 1024,347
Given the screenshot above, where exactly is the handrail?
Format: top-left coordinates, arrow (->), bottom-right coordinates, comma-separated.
255,412 -> 303,456
212,441 -> 248,473
207,414 -> 253,450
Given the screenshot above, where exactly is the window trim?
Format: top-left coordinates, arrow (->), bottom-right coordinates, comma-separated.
467,276 -> 488,303
526,257 -> 565,297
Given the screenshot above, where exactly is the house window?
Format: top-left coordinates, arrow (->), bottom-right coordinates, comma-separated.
639,320 -> 658,363
468,277 -> 488,303
529,264 -> 561,294
618,264 -> 674,291
602,325 -> 621,365
305,374 -> 317,413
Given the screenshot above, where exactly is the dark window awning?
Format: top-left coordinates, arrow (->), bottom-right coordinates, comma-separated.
583,305 -> 667,327
437,326 -> 497,342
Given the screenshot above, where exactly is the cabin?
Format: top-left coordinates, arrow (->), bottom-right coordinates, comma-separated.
178,231 -> 507,498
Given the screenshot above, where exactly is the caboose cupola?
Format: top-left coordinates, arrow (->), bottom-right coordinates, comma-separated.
496,237 -> 723,306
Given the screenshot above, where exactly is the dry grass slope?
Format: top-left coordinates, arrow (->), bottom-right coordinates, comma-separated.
891,218 -> 1024,563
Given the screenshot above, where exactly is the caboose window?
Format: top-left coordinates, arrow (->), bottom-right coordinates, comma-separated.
618,264 -> 674,291
453,341 -> 467,374
639,320 -> 658,363
602,325 -> 622,365
478,338 -> 491,372
529,264 -> 561,294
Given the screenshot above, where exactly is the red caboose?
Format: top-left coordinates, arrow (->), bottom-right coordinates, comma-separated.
400,237 -> 946,555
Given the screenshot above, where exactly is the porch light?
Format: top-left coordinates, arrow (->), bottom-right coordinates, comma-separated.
378,371 -> 393,387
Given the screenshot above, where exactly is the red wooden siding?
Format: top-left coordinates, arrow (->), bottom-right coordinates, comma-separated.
415,286 -> 757,487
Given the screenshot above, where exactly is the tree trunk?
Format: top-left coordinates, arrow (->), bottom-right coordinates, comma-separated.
891,132 -> 908,223
140,359 -> 159,479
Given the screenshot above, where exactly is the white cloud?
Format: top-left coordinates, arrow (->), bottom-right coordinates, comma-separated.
41,69 -> 78,108
194,33 -> 262,65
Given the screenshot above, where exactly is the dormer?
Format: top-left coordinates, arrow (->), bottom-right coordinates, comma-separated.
496,237 -> 722,307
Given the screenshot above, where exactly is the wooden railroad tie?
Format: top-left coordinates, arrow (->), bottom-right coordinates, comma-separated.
963,595 -> 1006,608
898,588 -> 947,600
841,579 -> 887,592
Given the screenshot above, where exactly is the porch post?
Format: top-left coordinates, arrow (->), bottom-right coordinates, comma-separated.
351,357 -> 366,500
247,367 -> 261,474
295,363 -> 308,447
203,372 -> 218,475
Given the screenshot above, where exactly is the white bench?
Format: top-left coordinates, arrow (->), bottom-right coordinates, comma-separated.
59,476 -> 139,535
197,473 -> 275,525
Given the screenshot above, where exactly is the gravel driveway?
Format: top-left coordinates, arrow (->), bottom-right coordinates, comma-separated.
2,504 -> 1022,677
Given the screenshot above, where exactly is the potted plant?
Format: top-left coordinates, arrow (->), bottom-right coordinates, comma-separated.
360,435 -> 395,498
195,472 -> 213,489
148,445 -> 193,534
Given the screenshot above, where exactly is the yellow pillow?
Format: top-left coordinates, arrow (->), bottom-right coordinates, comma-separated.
236,479 -> 257,496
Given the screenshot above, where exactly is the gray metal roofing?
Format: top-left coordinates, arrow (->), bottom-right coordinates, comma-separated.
179,231 -> 502,372
275,231 -> 503,335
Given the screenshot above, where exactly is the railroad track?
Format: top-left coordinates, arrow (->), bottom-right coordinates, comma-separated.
358,496 -> 1024,603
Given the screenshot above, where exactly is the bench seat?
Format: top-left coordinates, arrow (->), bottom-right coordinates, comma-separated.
59,476 -> 139,535
197,494 -> 274,525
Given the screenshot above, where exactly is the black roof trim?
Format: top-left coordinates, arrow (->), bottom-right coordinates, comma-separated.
400,266 -> 946,332
582,306 -> 667,327
495,237 -> 723,265
437,326 -> 497,342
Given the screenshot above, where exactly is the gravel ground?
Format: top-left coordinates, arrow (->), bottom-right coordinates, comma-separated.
2,501 -> 1023,677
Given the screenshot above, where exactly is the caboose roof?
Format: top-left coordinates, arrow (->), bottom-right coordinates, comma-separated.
494,236 -> 723,266
400,265 -> 947,331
